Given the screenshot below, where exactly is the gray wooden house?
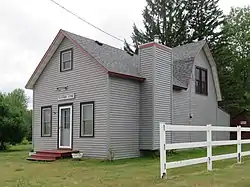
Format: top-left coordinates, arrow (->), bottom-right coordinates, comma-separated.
26,30 -> 230,159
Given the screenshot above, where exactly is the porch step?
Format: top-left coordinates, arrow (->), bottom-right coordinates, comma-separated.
37,149 -> 79,158
31,153 -> 59,159
27,149 -> 79,162
27,156 -> 56,162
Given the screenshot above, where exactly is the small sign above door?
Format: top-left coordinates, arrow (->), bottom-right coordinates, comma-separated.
58,93 -> 75,101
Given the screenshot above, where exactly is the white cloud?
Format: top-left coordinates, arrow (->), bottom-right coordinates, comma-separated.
0,0 -> 249,108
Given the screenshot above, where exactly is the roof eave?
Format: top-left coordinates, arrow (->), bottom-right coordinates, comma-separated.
25,30 -> 65,90
108,71 -> 145,82
25,29 -> 110,90
203,43 -> 222,101
173,84 -> 187,90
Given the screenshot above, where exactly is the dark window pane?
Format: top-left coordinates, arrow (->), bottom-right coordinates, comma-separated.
195,68 -> 200,81
195,67 -> 201,93
201,70 -> 206,82
195,67 -> 208,95
195,80 -> 199,93
202,82 -> 206,93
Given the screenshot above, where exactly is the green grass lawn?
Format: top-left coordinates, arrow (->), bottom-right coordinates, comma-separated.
1,145 -> 250,187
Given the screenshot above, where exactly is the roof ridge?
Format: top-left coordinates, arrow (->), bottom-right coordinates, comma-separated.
62,30 -> 138,56
173,40 -> 206,49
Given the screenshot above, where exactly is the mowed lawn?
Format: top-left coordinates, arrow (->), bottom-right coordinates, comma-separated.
1,145 -> 250,187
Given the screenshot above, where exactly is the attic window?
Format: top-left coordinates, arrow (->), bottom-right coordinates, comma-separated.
195,66 -> 208,95
60,48 -> 73,72
95,41 -> 103,46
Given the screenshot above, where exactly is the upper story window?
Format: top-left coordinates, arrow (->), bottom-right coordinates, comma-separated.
60,48 -> 73,72
195,66 -> 208,95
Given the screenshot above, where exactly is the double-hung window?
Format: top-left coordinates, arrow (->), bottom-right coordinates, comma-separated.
41,106 -> 52,137
80,102 -> 94,137
195,66 -> 208,95
60,49 -> 73,71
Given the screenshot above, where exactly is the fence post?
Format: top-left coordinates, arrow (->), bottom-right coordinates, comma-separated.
160,122 -> 166,179
207,124 -> 212,171
237,125 -> 242,164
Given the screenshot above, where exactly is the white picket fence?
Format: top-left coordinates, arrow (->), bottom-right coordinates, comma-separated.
160,123 -> 250,179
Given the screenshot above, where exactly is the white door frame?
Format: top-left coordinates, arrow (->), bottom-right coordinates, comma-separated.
58,105 -> 72,149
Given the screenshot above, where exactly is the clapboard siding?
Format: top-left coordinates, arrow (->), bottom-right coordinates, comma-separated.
34,37 -> 108,158
109,77 -> 140,159
172,88 -> 192,143
172,49 -> 230,143
216,108 -> 230,140
191,50 -> 218,142
139,47 -> 154,149
153,47 -> 172,149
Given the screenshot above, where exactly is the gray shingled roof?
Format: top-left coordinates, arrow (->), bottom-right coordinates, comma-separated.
173,58 -> 194,88
65,30 -> 205,88
172,40 -> 206,88
173,40 -> 206,62
63,30 -> 140,77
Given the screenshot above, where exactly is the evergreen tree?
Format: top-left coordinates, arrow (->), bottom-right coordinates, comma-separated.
130,0 -> 224,49
132,0 -> 188,48
186,0 -> 224,47
214,6 -> 250,115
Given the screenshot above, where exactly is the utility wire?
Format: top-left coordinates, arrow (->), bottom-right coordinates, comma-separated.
49,0 -> 128,44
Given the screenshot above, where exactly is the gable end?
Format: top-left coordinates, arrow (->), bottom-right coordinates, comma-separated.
26,30 -> 145,89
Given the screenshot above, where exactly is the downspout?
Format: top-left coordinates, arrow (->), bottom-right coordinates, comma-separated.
152,45 -> 156,149
171,52 -> 174,144
32,89 -> 35,151
106,74 -> 111,158
188,74 -> 192,143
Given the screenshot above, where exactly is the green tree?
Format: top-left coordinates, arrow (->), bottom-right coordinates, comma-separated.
5,88 -> 28,109
132,0 -> 188,48
185,0 -> 224,47
225,6 -> 250,91
215,6 -> 250,115
244,92 -> 250,110
24,110 -> 32,141
130,0 -> 224,49
0,89 -> 28,150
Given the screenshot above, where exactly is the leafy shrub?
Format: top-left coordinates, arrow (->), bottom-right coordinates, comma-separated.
0,92 -> 27,151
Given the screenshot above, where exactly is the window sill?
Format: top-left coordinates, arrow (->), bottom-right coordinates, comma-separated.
195,92 -> 208,96
60,68 -> 72,72
80,135 -> 94,138
41,134 -> 52,137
